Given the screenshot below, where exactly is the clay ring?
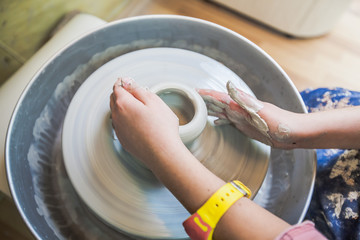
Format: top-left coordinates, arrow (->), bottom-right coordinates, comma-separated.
150,82 -> 207,145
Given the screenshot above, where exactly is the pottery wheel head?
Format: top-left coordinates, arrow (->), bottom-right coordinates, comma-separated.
62,48 -> 270,239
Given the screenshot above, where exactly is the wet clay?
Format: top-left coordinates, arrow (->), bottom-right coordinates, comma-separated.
158,91 -> 195,126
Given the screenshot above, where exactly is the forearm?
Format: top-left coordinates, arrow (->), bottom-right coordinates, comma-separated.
147,141 -> 290,240
147,139 -> 224,213
261,104 -> 360,149
295,106 -> 360,149
289,107 -> 360,149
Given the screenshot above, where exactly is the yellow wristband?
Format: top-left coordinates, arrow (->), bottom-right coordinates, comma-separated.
183,180 -> 251,240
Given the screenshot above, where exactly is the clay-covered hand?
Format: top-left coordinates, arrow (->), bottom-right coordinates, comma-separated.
110,77 -> 184,168
198,81 -> 298,148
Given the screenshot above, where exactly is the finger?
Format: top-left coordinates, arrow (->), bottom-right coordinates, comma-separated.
199,94 -> 229,110
113,78 -> 129,97
113,77 -> 124,92
199,88 -> 248,120
119,77 -> 152,104
208,109 -> 227,119
109,93 -> 119,139
112,79 -> 144,113
197,89 -> 231,106
206,102 -> 225,114
214,118 -> 231,125
109,93 -> 114,110
197,88 -> 227,102
113,82 -> 133,103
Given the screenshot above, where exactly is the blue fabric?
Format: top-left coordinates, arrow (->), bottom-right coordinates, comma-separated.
301,88 -> 360,240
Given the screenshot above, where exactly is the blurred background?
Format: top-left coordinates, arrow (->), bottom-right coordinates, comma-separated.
0,0 -> 359,239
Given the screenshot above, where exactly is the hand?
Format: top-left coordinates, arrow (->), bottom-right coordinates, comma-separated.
109,77 -> 184,168
110,78 -> 294,240
198,81 -> 298,148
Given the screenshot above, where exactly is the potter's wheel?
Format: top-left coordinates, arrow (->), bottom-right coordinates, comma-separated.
6,16 -> 316,240
62,48 -> 270,239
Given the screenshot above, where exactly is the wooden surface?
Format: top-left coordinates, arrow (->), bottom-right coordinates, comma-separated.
115,0 -> 360,92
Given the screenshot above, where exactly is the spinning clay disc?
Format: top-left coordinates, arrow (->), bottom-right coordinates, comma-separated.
62,48 -> 270,239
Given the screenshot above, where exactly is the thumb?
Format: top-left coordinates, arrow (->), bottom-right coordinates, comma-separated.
226,81 -> 270,137
226,81 -> 263,113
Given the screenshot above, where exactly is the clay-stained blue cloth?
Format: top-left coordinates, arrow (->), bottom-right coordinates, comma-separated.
301,88 -> 360,240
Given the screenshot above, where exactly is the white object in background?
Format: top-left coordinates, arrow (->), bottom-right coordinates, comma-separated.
211,0 -> 352,37
0,13 -> 107,197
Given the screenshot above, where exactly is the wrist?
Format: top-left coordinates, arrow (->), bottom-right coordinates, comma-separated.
270,111 -> 328,149
260,105 -> 301,149
183,181 -> 252,240
146,137 -> 188,170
